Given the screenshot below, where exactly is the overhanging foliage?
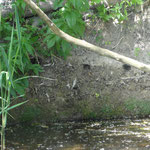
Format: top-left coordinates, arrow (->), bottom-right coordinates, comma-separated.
24,0 -> 150,72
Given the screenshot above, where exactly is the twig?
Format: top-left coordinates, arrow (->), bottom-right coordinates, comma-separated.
112,37 -> 124,49
14,75 -> 57,82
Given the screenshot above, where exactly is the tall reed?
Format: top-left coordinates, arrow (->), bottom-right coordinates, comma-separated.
0,3 -> 27,150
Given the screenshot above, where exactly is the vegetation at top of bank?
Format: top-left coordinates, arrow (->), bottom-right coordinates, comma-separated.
0,0 -> 144,96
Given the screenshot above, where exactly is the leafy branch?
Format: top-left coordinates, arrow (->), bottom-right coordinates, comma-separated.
23,0 -> 150,73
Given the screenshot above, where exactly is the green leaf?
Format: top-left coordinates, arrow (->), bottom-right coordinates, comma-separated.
1,46 -> 8,69
124,9 -> 128,17
10,88 -> 17,97
0,71 -> 7,88
71,0 -> 80,9
71,0 -> 82,9
21,1 -> 26,10
0,72 -> 2,88
53,0 -> 64,10
24,43 -> 34,56
132,0 -> 143,5
53,18 -> 64,28
0,100 -> 28,114
71,0 -> 89,11
92,0 -> 101,3
14,82 -> 25,95
15,5 -> 21,44
22,78 -> 29,87
28,64 -> 43,75
64,11 -> 77,27
61,40 -> 71,59
73,20 -> 85,36
47,37 -> 56,48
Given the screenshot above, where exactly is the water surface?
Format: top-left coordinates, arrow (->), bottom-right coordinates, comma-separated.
6,119 -> 150,150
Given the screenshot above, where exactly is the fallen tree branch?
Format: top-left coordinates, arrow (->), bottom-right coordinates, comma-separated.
23,0 -> 150,73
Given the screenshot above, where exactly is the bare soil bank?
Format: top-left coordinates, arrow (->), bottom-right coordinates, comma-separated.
10,7 -> 150,123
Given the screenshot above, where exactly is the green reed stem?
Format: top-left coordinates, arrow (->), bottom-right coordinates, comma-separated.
0,3 -> 23,149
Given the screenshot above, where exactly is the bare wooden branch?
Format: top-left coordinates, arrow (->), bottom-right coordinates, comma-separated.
24,0 -> 150,73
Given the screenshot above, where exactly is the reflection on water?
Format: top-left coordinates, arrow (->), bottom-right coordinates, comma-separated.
5,119 -> 150,150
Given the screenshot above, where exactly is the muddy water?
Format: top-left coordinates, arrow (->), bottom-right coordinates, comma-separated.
5,119 -> 150,150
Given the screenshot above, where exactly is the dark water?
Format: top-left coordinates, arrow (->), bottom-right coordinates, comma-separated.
5,119 -> 150,150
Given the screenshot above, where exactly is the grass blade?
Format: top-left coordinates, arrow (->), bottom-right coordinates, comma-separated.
1,47 -> 8,70
0,100 -> 28,115
15,4 -> 24,72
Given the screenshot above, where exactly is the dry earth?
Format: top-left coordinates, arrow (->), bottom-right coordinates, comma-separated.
12,6 -> 150,123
